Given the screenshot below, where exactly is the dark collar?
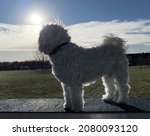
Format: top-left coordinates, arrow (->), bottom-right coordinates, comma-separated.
49,42 -> 69,56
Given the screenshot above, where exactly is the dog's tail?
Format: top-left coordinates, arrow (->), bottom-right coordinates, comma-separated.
103,34 -> 127,52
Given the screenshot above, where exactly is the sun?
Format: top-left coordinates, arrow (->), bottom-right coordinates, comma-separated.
30,13 -> 43,25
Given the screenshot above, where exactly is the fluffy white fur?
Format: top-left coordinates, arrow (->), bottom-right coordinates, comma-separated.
39,24 -> 130,112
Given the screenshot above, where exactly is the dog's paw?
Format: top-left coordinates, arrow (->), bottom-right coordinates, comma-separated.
64,107 -> 83,112
102,94 -> 113,102
63,103 -> 73,112
64,107 -> 73,112
63,103 -> 71,109
72,105 -> 83,112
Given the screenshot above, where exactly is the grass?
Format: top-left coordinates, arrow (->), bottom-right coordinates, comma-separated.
129,66 -> 150,98
0,66 -> 150,99
0,70 -> 61,98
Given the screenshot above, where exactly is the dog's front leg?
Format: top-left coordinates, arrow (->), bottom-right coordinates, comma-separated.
61,83 -> 72,111
69,84 -> 84,112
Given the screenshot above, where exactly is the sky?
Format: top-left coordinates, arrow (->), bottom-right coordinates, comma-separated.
0,0 -> 150,62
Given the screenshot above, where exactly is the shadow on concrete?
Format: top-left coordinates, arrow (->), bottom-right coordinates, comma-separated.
105,101 -> 145,112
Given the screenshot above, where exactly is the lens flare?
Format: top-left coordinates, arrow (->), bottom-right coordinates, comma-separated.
30,13 -> 43,25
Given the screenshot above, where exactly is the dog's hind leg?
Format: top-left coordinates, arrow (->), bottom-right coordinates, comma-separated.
61,83 -> 72,111
69,84 -> 84,112
102,74 -> 116,102
114,65 -> 130,104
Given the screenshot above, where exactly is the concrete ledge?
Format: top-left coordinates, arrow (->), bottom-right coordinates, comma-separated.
0,98 -> 150,112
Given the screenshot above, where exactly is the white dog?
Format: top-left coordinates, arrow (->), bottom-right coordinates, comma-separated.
38,24 -> 130,112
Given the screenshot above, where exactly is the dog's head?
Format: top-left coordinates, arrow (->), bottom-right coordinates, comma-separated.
38,24 -> 71,55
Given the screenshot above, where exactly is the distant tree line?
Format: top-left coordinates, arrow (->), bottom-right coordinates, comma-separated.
0,53 -> 149,71
0,61 -> 51,71
127,53 -> 150,66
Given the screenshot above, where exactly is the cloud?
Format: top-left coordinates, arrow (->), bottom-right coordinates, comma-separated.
68,20 -> 150,53
68,20 -> 150,47
0,23 -> 42,51
0,19 -> 150,53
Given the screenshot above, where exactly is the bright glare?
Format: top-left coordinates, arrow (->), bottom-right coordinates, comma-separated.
30,14 -> 43,25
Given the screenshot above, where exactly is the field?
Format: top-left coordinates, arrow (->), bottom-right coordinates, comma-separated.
0,66 -> 150,99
